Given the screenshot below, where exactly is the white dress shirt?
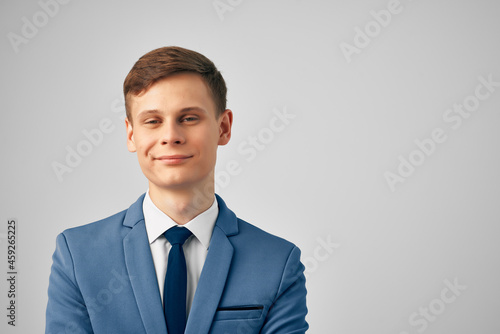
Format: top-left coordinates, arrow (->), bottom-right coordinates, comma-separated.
142,190 -> 219,316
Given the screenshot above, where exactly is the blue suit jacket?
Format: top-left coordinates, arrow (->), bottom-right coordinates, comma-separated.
46,194 -> 308,333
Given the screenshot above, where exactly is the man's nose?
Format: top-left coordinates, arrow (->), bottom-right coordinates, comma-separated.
161,121 -> 185,145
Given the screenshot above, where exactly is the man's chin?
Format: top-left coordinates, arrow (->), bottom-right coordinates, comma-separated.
149,177 -> 198,191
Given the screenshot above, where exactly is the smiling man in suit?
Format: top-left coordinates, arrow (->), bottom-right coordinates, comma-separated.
46,46 -> 308,334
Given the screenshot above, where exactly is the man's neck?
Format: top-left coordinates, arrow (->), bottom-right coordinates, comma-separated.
148,182 -> 215,225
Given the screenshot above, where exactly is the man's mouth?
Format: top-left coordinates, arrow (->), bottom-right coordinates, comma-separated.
155,155 -> 193,165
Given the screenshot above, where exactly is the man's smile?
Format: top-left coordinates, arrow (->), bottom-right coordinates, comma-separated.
154,155 -> 193,165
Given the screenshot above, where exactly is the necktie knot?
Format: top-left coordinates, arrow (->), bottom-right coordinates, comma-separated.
164,226 -> 192,246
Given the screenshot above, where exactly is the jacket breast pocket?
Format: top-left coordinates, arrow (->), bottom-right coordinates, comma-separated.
213,305 -> 264,321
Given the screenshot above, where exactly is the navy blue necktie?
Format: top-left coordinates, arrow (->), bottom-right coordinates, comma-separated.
163,226 -> 192,334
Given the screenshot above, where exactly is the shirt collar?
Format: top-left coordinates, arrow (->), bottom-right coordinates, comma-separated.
143,190 -> 218,250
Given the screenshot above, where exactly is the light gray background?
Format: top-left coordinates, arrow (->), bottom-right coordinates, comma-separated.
1,0 -> 500,333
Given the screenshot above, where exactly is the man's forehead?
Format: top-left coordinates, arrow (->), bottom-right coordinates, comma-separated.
126,73 -> 218,119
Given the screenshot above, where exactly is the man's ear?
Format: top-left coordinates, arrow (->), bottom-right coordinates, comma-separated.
125,117 -> 137,152
218,109 -> 233,146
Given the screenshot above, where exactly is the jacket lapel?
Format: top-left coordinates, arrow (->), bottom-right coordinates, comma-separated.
185,194 -> 238,334
122,194 -> 167,334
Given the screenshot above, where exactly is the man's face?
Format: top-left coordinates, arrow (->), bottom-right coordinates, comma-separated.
125,72 -> 232,192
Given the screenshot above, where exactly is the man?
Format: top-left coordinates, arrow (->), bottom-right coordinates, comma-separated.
46,46 -> 308,333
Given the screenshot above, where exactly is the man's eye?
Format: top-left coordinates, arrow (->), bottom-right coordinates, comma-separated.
182,116 -> 198,122
145,120 -> 159,124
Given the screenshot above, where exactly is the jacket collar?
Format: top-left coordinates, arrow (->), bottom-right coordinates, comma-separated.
122,193 -> 146,228
213,193 -> 238,236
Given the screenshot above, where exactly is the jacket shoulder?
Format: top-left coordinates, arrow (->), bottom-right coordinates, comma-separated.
234,218 -> 298,253
61,208 -> 130,245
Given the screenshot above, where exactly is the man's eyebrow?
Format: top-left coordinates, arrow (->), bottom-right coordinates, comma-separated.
137,107 -> 207,118
137,109 -> 161,118
179,106 -> 207,114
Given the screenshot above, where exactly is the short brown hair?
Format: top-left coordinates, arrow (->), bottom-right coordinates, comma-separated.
123,46 -> 227,122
